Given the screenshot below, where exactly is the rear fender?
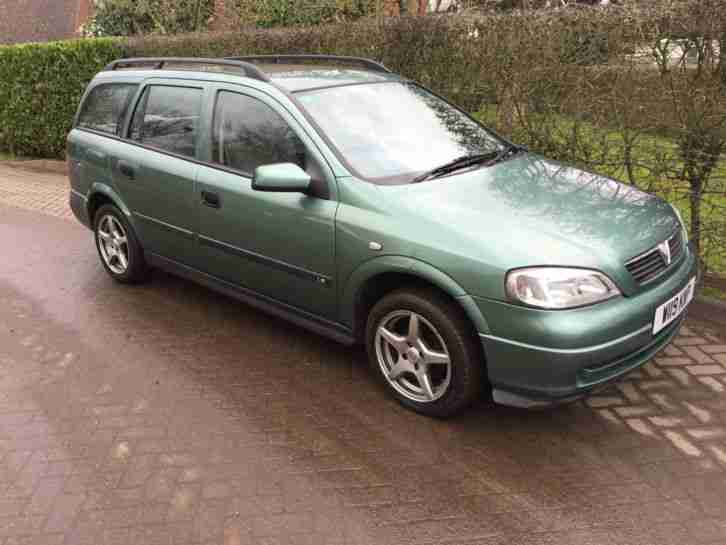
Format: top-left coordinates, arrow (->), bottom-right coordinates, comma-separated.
88,183 -> 135,229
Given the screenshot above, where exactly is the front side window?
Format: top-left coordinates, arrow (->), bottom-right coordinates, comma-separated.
129,85 -> 202,158
77,83 -> 138,135
296,82 -> 506,184
212,91 -> 306,175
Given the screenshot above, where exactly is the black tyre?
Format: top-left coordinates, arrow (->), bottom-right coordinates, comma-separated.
365,287 -> 484,417
93,204 -> 148,284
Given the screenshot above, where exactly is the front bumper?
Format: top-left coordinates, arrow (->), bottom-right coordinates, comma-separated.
475,244 -> 698,408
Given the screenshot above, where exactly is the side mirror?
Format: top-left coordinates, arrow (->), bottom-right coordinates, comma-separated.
252,163 -> 311,194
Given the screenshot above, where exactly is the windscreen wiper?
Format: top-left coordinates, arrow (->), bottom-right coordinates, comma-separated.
412,145 -> 526,183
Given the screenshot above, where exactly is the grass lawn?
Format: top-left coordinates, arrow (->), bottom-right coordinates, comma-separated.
703,285 -> 726,299
475,106 -> 726,281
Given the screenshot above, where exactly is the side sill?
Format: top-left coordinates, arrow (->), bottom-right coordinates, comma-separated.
146,252 -> 355,346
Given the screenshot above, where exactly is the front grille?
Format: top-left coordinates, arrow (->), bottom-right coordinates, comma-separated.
625,230 -> 683,285
668,229 -> 684,260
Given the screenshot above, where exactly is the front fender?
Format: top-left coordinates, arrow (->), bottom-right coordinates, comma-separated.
339,255 -> 491,336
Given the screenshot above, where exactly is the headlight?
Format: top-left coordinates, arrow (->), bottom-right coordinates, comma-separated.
505,267 -> 621,309
670,204 -> 689,242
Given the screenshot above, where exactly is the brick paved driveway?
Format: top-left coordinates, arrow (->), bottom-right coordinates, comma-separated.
1,163 -> 726,544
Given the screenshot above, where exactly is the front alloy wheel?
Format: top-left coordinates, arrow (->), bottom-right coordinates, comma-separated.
366,288 -> 484,417
375,310 -> 452,403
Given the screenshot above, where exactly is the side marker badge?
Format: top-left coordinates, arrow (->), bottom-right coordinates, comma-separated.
368,242 -> 383,251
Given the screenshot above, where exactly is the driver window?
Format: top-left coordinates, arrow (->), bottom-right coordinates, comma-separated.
212,91 -> 306,176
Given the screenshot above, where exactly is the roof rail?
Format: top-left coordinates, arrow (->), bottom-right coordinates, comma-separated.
103,57 -> 271,82
227,55 -> 391,74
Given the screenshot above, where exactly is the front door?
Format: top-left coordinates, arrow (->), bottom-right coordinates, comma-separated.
113,81 -> 204,266
196,88 -> 337,319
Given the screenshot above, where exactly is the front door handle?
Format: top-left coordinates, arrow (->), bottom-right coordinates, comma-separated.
201,190 -> 221,209
118,160 -> 135,180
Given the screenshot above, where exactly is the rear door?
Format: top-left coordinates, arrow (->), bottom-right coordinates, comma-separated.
112,81 -> 205,266
195,86 -> 338,318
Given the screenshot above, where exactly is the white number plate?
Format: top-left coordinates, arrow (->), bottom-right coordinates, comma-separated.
652,277 -> 696,335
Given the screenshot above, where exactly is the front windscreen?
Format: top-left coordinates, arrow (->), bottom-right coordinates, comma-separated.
296,82 -> 506,184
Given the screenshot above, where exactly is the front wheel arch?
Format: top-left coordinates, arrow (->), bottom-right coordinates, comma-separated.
341,257 -> 491,343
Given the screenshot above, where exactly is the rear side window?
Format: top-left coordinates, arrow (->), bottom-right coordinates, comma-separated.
77,83 -> 138,135
128,85 -> 202,158
212,91 -> 306,175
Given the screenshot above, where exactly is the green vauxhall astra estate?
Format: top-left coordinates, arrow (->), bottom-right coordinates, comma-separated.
67,55 -> 698,416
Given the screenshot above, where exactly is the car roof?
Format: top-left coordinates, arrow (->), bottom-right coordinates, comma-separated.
95,56 -> 403,94
264,65 -> 400,92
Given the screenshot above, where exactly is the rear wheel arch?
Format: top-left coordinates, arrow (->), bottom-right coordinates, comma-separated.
87,192 -> 113,224
87,184 -> 133,226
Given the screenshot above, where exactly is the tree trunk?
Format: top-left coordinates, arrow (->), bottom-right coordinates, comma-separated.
689,179 -> 703,270
720,31 -> 726,88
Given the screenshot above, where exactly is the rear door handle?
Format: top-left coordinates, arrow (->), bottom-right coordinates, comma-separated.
201,190 -> 221,209
118,160 -> 135,180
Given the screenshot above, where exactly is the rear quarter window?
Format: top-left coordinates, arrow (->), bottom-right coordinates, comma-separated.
77,83 -> 138,135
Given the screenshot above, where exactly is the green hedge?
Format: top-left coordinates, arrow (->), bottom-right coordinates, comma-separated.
0,7 -> 723,277
0,38 -> 123,157
0,12 -> 658,159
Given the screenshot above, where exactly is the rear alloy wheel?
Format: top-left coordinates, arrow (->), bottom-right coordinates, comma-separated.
366,288 -> 483,417
97,214 -> 129,275
94,204 -> 148,284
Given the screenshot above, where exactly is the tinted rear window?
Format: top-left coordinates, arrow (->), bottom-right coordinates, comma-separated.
128,85 -> 202,159
77,83 -> 138,135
